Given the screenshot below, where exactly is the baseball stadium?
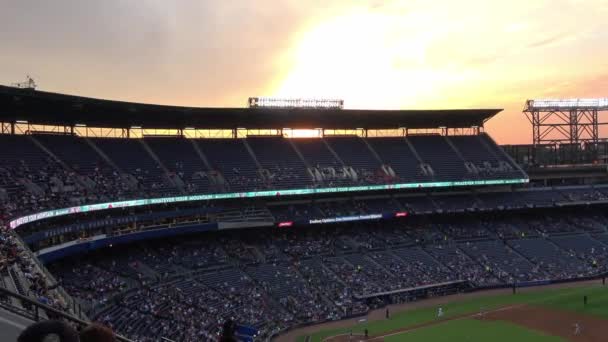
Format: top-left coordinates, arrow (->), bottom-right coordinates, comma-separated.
3,2 -> 608,342
1,85 -> 608,342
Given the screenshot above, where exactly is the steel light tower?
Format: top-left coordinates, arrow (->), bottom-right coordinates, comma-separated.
523,98 -> 608,146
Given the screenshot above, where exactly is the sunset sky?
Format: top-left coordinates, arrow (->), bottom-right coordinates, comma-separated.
1,0 -> 608,144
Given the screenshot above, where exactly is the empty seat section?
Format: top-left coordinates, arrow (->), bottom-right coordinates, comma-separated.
0,135 -> 48,205
35,135 -> 108,176
34,135 -> 131,200
326,137 -> 384,184
479,134 -> 523,172
449,135 -> 522,179
507,238 -> 590,277
246,138 -> 310,189
551,235 -> 608,264
292,139 -> 352,186
459,240 -> 544,282
0,135 -> 76,212
145,138 -> 210,194
90,138 -> 176,195
195,139 -> 262,192
407,135 -> 468,181
367,138 -> 427,182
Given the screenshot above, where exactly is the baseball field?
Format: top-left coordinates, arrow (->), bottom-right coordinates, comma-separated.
284,280 -> 608,342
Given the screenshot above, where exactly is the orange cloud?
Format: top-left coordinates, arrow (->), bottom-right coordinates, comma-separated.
1,0 -> 607,144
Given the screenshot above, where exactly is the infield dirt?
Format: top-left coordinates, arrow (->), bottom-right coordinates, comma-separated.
480,304 -> 605,342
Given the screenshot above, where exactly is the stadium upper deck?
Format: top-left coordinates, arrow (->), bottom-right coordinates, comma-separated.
0,86 -> 527,230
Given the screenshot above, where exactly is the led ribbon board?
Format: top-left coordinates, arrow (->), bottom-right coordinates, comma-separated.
9,178 -> 528,229
309,214 -> 383,225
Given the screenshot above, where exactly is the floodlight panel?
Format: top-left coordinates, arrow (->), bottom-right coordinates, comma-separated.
529,98 -> 608,109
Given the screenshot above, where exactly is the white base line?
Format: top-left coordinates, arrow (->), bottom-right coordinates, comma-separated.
323,282 -> 594,342
322,305 -> 525,342
366,304 -> 525,341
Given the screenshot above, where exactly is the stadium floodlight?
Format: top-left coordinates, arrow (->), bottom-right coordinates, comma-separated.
527,98 -> 608,110
524,97 -> 608,146
16,120 -> 28,124
248,97 -> 344,109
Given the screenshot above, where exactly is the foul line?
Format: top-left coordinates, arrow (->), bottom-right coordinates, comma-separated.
366,304 -> 524,341
322,305 -> 524,342
323,283 -> 596,342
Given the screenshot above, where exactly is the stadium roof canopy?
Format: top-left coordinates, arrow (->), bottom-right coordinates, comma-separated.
0,86 -> 501,129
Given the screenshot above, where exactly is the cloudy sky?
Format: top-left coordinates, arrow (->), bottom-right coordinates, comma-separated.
1,0 -> 608,143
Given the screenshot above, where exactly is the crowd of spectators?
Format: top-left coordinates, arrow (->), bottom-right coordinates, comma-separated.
0,226 -> 74,317
3,133 -> 605,223
37,212 -> 608,342
3,135 -> 608,341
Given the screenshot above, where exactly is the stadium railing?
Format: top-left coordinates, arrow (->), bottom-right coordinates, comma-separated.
9,229 -> 88,321
0,286 -> 133,342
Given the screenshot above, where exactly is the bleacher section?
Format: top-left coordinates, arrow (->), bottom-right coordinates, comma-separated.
407,135 -> 469,181
144,138 -> 211,194
9,132 -> 608,342
367,138 -> 427,182
195,139 -> 262,192
0,134 -> 528,222
90,138 -> 177,196
246,137 -> 309,189
39,211 -> 608,341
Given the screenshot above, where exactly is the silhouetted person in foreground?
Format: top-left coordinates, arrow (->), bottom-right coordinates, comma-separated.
79,323 -> 116,342
17,320 -> 79,342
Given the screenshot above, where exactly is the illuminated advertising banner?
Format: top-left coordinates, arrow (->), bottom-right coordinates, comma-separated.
9,177 -> 527,229
309,214 -> 383,225
248,97 -> 344,109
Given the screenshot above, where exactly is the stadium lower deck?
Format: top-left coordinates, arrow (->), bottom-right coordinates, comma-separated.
44,210 -> 608,341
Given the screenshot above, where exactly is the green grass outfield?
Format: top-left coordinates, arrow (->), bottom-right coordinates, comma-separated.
383,319 -> 566,342
299,284 -> 608,342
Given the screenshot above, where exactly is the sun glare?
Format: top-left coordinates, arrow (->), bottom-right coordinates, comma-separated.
274,9 -> 444,109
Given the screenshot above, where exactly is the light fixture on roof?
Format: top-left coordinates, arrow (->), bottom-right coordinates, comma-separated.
16,120 -> 28,124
